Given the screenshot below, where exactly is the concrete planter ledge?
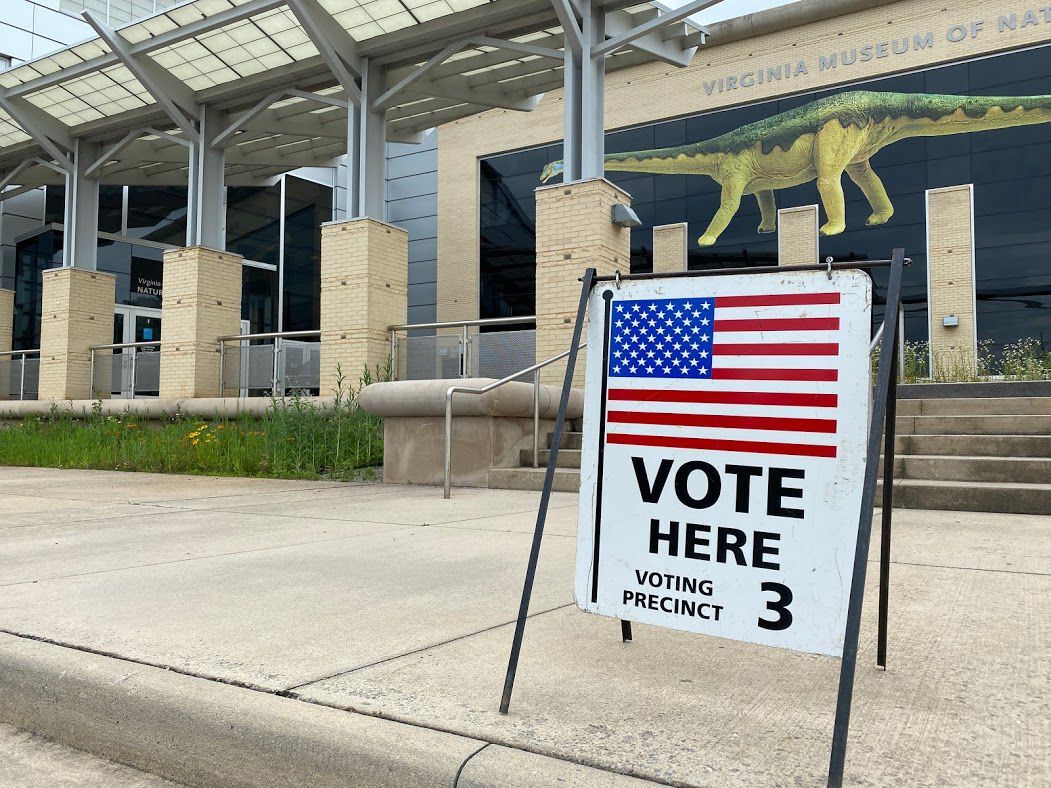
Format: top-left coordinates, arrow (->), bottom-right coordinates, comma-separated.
357,378 -> 584,419
358,379 -> 584,488
0,397 -> 338,421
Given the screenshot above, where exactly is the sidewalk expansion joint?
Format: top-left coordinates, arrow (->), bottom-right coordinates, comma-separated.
280,601 -> 575,692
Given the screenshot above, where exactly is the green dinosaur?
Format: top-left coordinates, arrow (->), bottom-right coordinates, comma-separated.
539,90 -> 1051,246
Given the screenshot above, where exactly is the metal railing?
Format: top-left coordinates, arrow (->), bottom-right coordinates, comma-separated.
0,349 -> 40,400
443,343 -> 585,499
389,316 -> 536,381
89,341 -> 161,398
218,330 -> 321,397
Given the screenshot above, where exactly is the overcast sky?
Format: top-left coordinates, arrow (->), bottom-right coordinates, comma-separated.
666,0 -> 792,25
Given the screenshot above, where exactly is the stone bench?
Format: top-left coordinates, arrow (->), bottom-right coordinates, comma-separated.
357,378 -> 583,488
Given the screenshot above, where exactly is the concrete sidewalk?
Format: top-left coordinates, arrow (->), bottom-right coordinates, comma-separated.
0,467 -> 1047,786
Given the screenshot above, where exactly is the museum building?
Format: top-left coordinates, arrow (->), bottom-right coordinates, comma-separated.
0,0 -> 1049,399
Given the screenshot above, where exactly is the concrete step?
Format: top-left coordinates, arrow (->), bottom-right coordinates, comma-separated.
902,397 -> 1051,417
886,455 -> 1051,484
489,467 -> 580,492
549,431 -> 583,450
521,448 -> 581,468
877,479 -> 1051,515
899,434 -> 1051,458
897,415 -> 1051,435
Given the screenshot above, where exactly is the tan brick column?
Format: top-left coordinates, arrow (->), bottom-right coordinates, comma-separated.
38,268 -> 116,400
0,289 -> 12,353
777,205 -> 819,266
535,179 -> 632,387
926,184 -> 976,378
320,218 -> 408,395
159,246 -> 243,399
652,222 -> 687,273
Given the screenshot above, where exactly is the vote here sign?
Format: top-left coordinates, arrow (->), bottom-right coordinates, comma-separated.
574,269 -> 872,657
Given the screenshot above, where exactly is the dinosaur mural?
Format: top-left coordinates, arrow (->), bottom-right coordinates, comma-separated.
539,90 -> 1051,246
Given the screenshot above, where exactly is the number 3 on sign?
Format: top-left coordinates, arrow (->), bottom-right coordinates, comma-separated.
758,582 -> 793,631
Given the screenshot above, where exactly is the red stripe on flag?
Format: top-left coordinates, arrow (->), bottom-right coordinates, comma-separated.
712,368 -> 839,382
608,388 -> 838,408
713,342 -> 839,356
607,433 -> 837,459
608,410 -> 837,434
715,293 -> 841,307
713,317 -> 839,332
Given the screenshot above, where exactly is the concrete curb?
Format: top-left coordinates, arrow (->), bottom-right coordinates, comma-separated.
0,634 -> 652,787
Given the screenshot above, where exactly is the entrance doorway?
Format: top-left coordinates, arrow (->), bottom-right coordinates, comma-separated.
111,306 -> 162,398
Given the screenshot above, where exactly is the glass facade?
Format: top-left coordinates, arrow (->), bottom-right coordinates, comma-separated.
479,46 -> 1051,353
13,176 -> 330,348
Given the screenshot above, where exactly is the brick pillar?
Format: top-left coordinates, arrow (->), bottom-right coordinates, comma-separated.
320,218 -> 408,395
0,288 -> 11,400
535,179 -> 632,387
159,246 -> 243,399
926,184 -> 976,378
652,222 -> 687,273
38,268 -> 115,400
0,289 -> 12,353
777,205 -> 819,266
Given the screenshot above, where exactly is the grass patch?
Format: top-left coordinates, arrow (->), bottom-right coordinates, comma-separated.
0,365 -> 385,482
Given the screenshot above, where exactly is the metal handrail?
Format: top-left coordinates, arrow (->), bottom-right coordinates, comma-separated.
218,329 -> 321,397
443,342 -> 586,499
217,329 -> 321,342
0,349 -> 40,357
388,316 -> 535,332
89,341 -> 161,399
388,316 -> 537,381
1,349 -> 40,401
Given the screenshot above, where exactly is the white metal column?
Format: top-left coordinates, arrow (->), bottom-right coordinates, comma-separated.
188,105 -> 227,249
63,138 -> 100,269
355,58 -> 388,220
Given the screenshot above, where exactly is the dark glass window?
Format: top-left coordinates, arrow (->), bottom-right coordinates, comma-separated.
127,186 -> 188,246
12,229 -> 61,349
227,186 -> 280,266
478,46 -> 1051,352
44,186 -> 64,225
242,266 -> 277,334
282,176 -> 330,332
99,186 -> 124,234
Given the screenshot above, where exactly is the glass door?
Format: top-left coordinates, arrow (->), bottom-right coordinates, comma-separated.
112,306 -> 162,398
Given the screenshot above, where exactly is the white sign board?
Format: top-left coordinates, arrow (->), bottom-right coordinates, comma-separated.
575,269 -> 872,657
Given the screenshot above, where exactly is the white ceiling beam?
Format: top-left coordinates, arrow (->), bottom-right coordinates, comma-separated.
405,74 -> 543,112
605,9 -> 696,67
371,39 -> 468,111
82,11 -> 199,140
551,0 -> 583,56
591,0 -> 719,59
468,36 -> 563,60
0,94 -> 74,168
286,0 -> 363,103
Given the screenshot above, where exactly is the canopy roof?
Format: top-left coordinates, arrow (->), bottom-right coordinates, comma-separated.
0,0 -> 704,187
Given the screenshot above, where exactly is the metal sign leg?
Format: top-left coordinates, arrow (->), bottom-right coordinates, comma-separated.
500,268 -> 596,715
877,335 -> 898,670
827,249 -> 906,787
621,620 -> 633,643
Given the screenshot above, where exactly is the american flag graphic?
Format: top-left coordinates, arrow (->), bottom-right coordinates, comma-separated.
604,291 -> 842,460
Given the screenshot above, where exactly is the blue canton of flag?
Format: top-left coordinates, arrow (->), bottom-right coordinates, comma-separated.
608,297 -> 715,378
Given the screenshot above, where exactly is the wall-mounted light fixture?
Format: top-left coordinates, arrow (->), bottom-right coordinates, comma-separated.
611,203 -> 641,228
942,314 -> 960,328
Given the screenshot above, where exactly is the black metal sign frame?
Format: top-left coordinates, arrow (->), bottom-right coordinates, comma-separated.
498,250 -> 908,787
